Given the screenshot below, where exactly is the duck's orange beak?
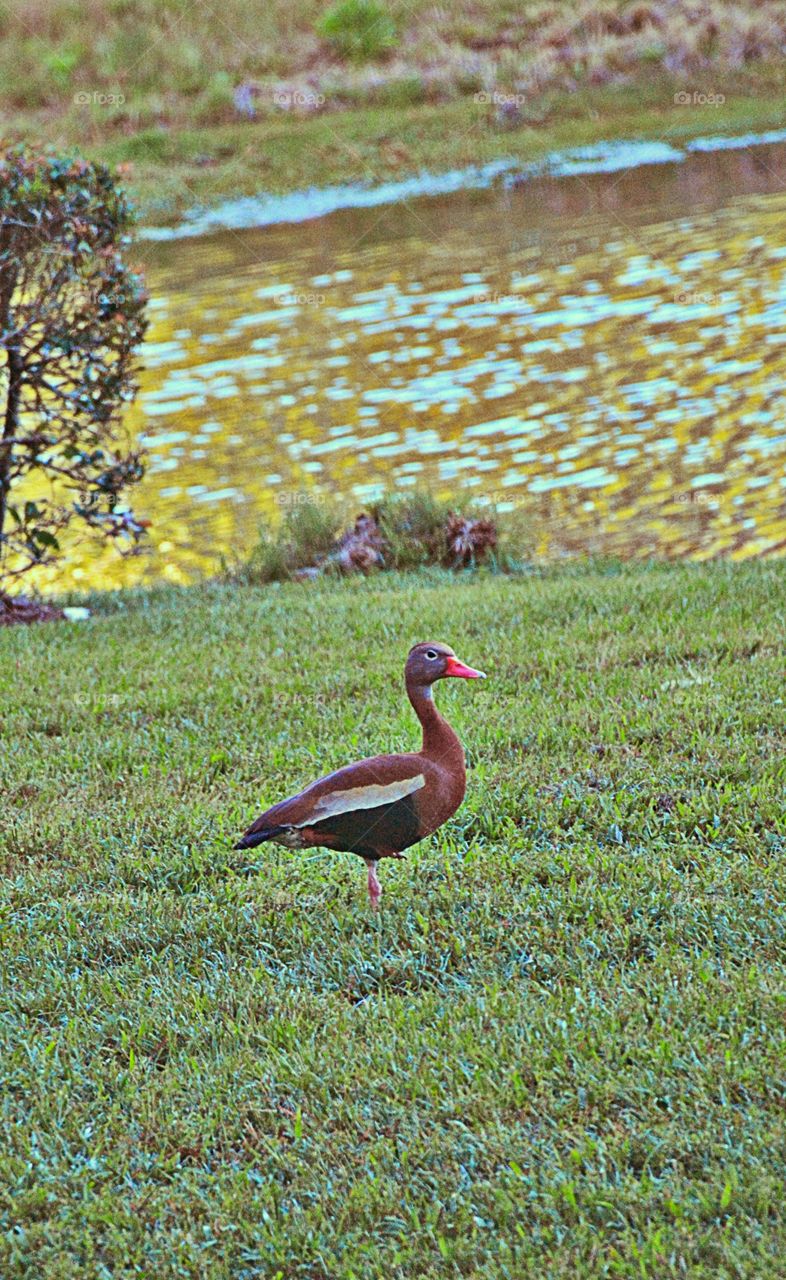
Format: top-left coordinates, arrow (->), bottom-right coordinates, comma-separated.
443,656 -> 486,679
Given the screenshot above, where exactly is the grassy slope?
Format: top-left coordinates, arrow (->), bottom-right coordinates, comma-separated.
1,562 -> 785,1277
3,0 -> 786,223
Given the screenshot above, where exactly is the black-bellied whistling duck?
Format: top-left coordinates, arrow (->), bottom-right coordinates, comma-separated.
234,642 -> 485,907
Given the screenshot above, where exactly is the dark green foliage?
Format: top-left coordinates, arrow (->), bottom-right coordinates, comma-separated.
1,561 -> 785,1275
0,145 -> 148,591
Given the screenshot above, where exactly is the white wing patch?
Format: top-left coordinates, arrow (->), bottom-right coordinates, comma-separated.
301,774 -> 426,826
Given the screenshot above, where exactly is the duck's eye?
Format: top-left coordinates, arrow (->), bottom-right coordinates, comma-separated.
425,649 -> 439,660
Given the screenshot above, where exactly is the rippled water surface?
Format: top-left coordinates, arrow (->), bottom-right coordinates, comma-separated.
56,142 -> 786,589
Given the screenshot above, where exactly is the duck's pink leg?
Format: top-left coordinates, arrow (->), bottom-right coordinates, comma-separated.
366,860 -> 382,909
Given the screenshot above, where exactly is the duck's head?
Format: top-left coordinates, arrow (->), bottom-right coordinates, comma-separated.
406,641 -> 486,687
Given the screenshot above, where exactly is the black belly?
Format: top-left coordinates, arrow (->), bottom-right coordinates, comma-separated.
308,793 -> 422,859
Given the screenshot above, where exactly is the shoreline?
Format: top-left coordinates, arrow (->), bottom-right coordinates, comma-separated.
15,82 -> 785,234
138,125 -> 786,241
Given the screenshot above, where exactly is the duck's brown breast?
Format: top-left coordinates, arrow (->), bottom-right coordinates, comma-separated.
414,757 -> 467,838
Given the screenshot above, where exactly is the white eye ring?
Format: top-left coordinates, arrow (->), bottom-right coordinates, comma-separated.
425,649 -> 439,660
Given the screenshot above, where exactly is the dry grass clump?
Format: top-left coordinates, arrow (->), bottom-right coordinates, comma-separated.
504,1 -> 786,98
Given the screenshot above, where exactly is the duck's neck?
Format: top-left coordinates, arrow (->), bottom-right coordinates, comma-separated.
407,680 -> 465,771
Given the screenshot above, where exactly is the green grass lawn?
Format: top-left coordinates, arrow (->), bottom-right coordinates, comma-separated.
2,563 -> 785,1277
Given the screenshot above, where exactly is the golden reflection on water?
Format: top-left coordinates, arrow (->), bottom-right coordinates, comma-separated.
38,148 -> 786,591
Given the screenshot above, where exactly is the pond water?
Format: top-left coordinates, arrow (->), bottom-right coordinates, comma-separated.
53,139 -> 786,590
